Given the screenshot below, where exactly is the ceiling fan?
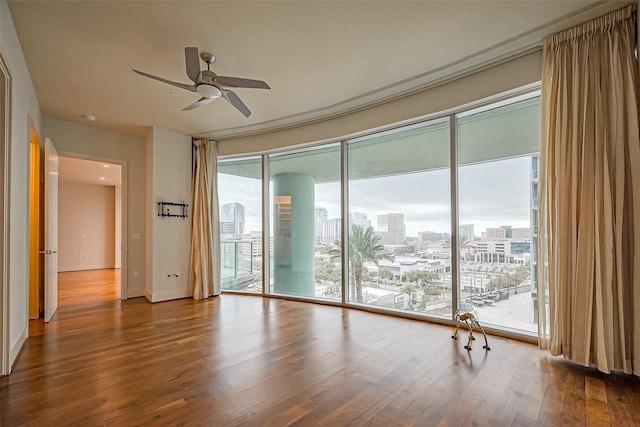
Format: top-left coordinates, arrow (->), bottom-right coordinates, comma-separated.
133,47 -> 270,117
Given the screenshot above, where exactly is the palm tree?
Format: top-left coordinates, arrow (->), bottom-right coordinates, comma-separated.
444,235 -> 471,250
329,225 -> 394,302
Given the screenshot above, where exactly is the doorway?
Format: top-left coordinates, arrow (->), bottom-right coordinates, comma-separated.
28,122 -> 41,319
56,156 -> 124,307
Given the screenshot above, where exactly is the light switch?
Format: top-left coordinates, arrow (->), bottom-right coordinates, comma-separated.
132,232 -> 141,240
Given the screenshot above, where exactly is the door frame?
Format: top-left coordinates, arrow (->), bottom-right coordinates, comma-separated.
57,151 -> 128,299
0,52 -> 12,375
28,121 -> 40,320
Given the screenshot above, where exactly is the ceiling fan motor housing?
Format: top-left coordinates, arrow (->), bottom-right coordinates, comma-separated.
201,70 -> 216,84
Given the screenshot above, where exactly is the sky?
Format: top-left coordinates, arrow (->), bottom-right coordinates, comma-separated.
219,155 -> 533,238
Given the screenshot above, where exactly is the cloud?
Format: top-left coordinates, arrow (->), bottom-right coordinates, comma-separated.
220,155 -> 534,238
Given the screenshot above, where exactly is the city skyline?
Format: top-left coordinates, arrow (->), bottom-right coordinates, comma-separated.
219,155 -> 532,238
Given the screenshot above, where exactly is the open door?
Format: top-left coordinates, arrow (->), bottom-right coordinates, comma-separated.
43,138 -> 58,322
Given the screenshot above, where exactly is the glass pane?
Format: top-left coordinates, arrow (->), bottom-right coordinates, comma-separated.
457,94 -> 540,334
268,145 -> 342,300
218,158 -> 262,293
347,120 -> 451,317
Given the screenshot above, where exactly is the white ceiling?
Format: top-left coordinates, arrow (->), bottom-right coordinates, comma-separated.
7,1 -> 631,140
59,156 -> 122,187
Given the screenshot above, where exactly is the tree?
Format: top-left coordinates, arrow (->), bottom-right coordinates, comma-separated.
329,225 -> 394,302
393,245 -> 416,255
404,270 -> 420,285
315,258 -> 336,285
378,267 -> 394,287
401,283 -> 418,295
405,270 -> 440,287
444,235 -> 471,251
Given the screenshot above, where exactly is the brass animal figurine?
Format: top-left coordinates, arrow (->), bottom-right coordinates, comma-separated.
451,311 -> 490,351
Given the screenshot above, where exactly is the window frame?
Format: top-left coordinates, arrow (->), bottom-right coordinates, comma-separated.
217,83 -> 541,343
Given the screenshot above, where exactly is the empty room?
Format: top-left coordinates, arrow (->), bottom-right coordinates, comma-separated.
0,1 -> 639,425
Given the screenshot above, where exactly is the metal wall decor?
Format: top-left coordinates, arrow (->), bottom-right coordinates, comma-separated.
157,198 -> 188,219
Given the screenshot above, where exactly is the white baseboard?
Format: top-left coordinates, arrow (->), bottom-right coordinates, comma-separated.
126,287 -> 146,298
149,288 -> 190,303
58,264 -> 116,272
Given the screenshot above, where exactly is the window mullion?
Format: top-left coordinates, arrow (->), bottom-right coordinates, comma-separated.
341,140 -> 349,305
449,114 -> 460,319
262,154 -> 270,295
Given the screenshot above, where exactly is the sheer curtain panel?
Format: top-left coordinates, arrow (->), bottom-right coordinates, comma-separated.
189,139 -> 221,299
538,5 -> 640,374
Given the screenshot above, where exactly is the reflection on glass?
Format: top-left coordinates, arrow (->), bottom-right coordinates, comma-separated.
218,158 -> 263,293
347,120 -> 452,316
268,145 -> 342,300
457,94 -> 540,333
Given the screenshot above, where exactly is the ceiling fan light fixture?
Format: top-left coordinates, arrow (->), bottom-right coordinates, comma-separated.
197,84 -> 222,99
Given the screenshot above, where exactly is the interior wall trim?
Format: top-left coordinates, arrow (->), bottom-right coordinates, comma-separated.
0,50 -> 12,376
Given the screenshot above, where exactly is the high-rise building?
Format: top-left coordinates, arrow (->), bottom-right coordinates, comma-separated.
418,231 -> 450,242
377,213 -> 405,245
315,207 -> 328,243
459,224 -> 475,241
511,228 -> 530,239
485,225 -> 512,239
221,202 -> 245,237
349,212 -> 371,231
323,218 -> 341,243
240,231 -> 263,259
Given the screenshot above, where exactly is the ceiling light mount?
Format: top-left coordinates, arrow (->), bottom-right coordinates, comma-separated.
200,52 -> 215,66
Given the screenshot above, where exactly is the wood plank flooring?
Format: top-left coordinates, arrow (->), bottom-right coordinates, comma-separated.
2,269 -> 640,426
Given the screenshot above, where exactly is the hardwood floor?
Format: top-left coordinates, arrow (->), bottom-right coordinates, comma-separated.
2,270 -> 640,426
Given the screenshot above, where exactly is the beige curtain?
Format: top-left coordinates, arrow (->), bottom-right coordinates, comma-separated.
189,139 -> 221,299
538,5 -> 640,374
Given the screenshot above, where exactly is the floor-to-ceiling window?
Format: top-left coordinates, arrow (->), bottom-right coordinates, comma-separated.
346,119 -> 452,315
217,87 -> 540,337
218,157 -> 263,293
456,93 -> 540,333
267,145 -> 342,300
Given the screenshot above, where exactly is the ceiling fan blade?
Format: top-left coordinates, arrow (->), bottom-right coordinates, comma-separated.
185,47 -> 201,83
221,89 -> 251,117
133,69 -> 196,92
182,97 -> 216,111
215,76 -> 270,89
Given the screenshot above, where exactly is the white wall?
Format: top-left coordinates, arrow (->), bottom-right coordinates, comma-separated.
218,51 -> 542,155
1,0 -> 42,369
42,116 -> 146,297
145,127 -> 191,302
58,181 -> 115,272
